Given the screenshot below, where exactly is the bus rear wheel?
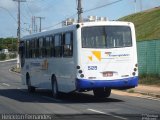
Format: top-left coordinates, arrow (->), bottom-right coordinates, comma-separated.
93,88 -> 111,98
26,74 -> 35,93
51,76 -> 59,98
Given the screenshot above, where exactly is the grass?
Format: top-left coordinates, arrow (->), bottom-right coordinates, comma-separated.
139,74 -> 160,86
127,89 -> 135,93
0,53 -> 17,61
119,7 -> 160,41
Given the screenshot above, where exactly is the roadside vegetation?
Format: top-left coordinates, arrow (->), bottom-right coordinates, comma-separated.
0,37 -> 17,61
0,37 -> 17,51
119,7 -> 160,41
139,74 -> 160,86
0,53 -> 17,61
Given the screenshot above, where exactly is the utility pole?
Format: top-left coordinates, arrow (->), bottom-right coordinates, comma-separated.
77,0 -> 83,23
13,0 -> 26,68
134,0 -> 137,13
31,16 -> 34,33
32,16 -> 36,33
24,23 -> 32,34
36,17 -> 45,32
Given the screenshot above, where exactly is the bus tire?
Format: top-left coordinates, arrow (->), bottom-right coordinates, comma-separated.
51,76 -> 59,98
26,73 -> 35,93
105,88 -> 111,98
93,88 -> 111,98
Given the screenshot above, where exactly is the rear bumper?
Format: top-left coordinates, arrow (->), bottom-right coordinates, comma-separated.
76,76 -> 139,90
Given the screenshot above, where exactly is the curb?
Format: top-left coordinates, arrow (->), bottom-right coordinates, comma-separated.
112,90 -> 160,101
133,91 -> 160,98
9,67 -> 21,76
9,65 -> 21,76
0,59 -> 17,63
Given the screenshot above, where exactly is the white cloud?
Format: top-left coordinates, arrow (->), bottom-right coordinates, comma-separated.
0,0 -> 16,10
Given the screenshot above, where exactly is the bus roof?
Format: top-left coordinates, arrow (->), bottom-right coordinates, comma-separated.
22,21 -> 133,40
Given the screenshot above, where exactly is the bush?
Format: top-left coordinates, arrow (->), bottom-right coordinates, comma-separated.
139,74 -> 160,86
0,53 -> 6,60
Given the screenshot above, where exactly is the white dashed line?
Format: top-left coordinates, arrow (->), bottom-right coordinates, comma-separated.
87,108 -> 127,120
88,108 -> 106,114
2,83 -> 10,87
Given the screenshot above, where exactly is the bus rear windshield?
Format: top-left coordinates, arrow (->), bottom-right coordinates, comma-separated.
82,26 -> 132,48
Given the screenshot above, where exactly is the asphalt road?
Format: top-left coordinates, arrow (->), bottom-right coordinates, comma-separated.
0,61 -> 160,120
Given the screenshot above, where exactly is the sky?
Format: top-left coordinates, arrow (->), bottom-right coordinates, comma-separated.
0,0 -> 160,38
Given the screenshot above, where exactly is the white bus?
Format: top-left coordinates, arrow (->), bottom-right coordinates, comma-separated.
20,21 -> 138,98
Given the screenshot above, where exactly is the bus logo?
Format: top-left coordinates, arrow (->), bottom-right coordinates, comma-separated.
88,51 -> 101,61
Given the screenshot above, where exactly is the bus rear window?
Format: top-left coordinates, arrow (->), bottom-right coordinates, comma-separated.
82,26 -> 132,48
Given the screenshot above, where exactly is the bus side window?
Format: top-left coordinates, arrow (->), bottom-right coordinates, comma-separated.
51,36 -> 55,57
26,40 -> 29,58
32,39 -> 36,58
42,37 -> 46,58
29,40 -> 33,58
63,32 -> 73,57
35,38 -> 39,58
39,37 -> 43,58
54,34 -> 62,57
45,36 -> 51,58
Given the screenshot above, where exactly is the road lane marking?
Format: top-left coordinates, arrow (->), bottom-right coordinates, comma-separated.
88,108 -> 106,114
2,83 -> 10,87
87,108 -> 127,120
0,84 -> 4,89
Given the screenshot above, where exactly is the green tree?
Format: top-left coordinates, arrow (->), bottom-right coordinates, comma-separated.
0,37 -> 18,52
